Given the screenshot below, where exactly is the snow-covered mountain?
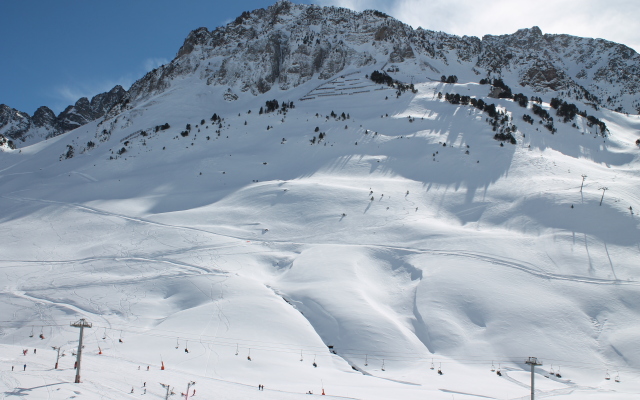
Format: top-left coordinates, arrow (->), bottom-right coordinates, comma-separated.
4,0 -> 640,150
1,2 -> 639,399
0,85 -> 125,146
131,1 -> 640,112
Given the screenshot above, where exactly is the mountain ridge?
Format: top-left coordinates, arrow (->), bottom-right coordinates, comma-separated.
0,85 -> 126,146
2,1 -> 640,149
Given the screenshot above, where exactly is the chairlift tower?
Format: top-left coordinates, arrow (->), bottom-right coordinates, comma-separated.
184,381 -> 196,400
51,346 -> 63,369
70,318 -> 92,383
160,383 -> 175,400
599,187 -> 608,206
525,357 -> 543,400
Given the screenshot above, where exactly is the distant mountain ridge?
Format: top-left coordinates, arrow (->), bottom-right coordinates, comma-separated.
0,85 -> 126,147
2,0 -> 639,148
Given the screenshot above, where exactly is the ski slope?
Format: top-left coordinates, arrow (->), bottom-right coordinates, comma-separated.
1,62 -> 640,399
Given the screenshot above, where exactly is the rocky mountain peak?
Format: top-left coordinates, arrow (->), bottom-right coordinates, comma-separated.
132,3 -> 636,114
32,106 -> 57,128
0,84 -> 126,148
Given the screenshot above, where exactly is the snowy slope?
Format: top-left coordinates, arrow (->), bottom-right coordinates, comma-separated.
1,62 -> 639,399
1,3 -> 640,400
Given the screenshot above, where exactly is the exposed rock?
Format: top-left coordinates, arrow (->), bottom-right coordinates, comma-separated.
1,84 -> 126,147
4,0 -> 640,148
121,2 -> 638,113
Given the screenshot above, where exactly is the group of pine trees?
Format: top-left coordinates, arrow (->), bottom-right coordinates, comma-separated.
440,90 -> 518,144
440,75 -> 458,84
550,97 -> 608,134
441,92 -> 498,119
154,123 -> 170,132
259,100 -> 295,114
368,70 -> 417,95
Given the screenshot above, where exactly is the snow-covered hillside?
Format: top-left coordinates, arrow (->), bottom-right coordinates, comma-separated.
4,0 -> 640,150
1,2 -> 640,400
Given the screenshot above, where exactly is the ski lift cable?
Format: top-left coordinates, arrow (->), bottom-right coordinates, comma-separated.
18,320 -> 606,366
22,322 -> 640,375
8,321 -> 640,376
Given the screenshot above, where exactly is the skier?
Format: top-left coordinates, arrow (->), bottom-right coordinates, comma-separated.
33,349 -> 36,354
23,364 -> 26,371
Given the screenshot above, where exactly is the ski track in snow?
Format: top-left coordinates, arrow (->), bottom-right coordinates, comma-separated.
1,55 -> 639,399
1,194 -> 635,288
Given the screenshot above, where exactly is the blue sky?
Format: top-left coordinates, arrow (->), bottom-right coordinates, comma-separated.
2,0 -> 638,115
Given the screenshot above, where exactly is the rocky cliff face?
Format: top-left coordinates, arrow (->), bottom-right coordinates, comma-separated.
126,0 -> 636,114
0,85 -> 126,147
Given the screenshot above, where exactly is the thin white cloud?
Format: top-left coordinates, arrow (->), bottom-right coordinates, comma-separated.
51,79 -> 130,113
143,57 -> 169,72
49,57 -> 168,114
314,0 -> 640,52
